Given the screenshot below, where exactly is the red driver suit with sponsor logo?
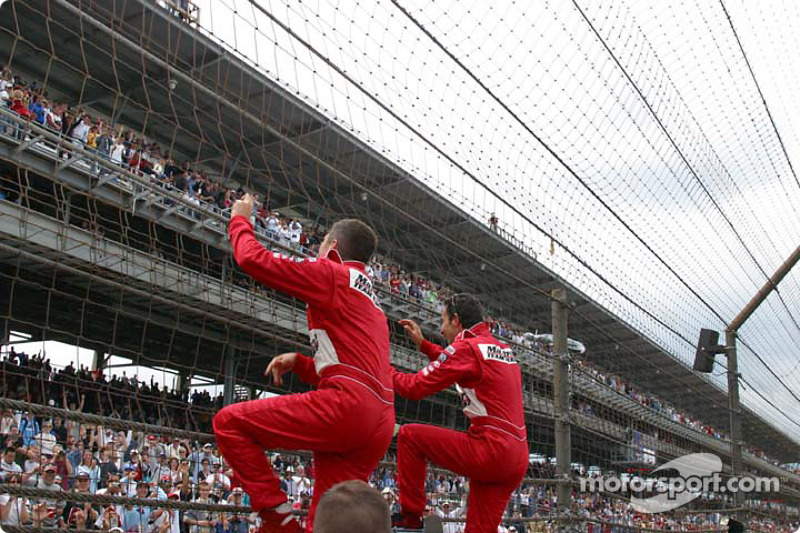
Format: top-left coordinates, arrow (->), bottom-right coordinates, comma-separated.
214,216 -> 394,531
394,322 -> 528,533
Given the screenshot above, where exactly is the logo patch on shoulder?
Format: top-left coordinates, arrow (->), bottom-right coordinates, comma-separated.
444,345 -> 456,355
349,269 -> 381,309
437,353 -> 448,363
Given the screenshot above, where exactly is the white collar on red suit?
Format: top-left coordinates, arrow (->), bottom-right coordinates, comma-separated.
455,321 -> 490,341
325,249 -> 366,271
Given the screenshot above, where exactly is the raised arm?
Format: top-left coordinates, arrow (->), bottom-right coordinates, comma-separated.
229,198 -> 337,308
392,342 -> 480,400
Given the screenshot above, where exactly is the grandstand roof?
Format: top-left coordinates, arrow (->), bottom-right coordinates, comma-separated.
2,0 -> 797,461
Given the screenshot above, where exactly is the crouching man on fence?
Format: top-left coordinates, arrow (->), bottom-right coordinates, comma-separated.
392,294 -> 528,533
213,195 -> 395,533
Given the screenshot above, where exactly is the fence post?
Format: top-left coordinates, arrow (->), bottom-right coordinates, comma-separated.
552,287 -> 572,510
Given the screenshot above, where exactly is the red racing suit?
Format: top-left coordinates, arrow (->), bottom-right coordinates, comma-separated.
213,216 -> 395,531
394,322 -> 528,533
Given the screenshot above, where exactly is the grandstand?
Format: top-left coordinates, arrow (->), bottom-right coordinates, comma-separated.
0,0 -> 798,531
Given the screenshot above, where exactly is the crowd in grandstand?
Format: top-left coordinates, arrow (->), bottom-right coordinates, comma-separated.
1,66 -> 797,531
0,413 -> 793,533
0,347 -> 796,531
1,348 -> 223,435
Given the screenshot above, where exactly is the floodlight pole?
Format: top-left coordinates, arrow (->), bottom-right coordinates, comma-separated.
552,287 -> 572,509
724,328 -> 744,516
724,244 -> 800,518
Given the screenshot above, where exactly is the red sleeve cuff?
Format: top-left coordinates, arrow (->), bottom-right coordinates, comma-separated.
293,354 -> 320,385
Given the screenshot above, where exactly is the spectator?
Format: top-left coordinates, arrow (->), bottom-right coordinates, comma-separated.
18,412 -> 39,448
10,90 -> 32,120
152,451 -> 171,483
0,472 -> 29,526
97,504 -> 123,531
437,498 -> 466,533
223,487 -> 254,533
266,212 -> 280,239
0,446 -> 22,482
121,482 -> 153,532
98,447 -> 120,487
46,102 -> 63,131
279,467 -> 297,499
313,480 -> 391,533
278,222 -> 291,246
62,471 -> 99,529
206,461 -> 231,500
381,487 -> 400,515
51,446 -> 72,490
149,489 -> 181,533
29,462 -> 63,527
37,428 -> 60,462
291,464 -> 312,499
29,96 -> 47,125
289,219 -> 302,250
70,114 -> 91,145
0,410 -> 15,435
78,450 -> 101,492
489,213 -> 498,232
184,480 -> 220,533
122,464 -> 138,496
110,136 -> 125,165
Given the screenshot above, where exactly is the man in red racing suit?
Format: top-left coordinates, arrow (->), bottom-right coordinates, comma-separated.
213,194 -> 395,533
393,293 -> 528,533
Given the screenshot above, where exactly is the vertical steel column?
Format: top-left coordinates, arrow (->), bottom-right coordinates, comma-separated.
725,329 -> 744,519
223,346 -> 238,406
552,288 -> 572,509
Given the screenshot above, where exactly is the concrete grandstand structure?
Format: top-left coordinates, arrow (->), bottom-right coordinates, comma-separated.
0,0 -> 798,526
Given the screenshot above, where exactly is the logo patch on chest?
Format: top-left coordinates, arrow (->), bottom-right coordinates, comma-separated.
478,344 -> 516,364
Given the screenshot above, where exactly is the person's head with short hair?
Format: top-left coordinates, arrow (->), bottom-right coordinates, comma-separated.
3,446 -> 15,462
440,293 -> 484,342
313,480 -> 390,533
197,480 -> 211,499
320,219 -> 378,264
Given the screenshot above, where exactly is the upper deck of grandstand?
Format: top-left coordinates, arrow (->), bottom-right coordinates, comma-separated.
0,0 -> 797,463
